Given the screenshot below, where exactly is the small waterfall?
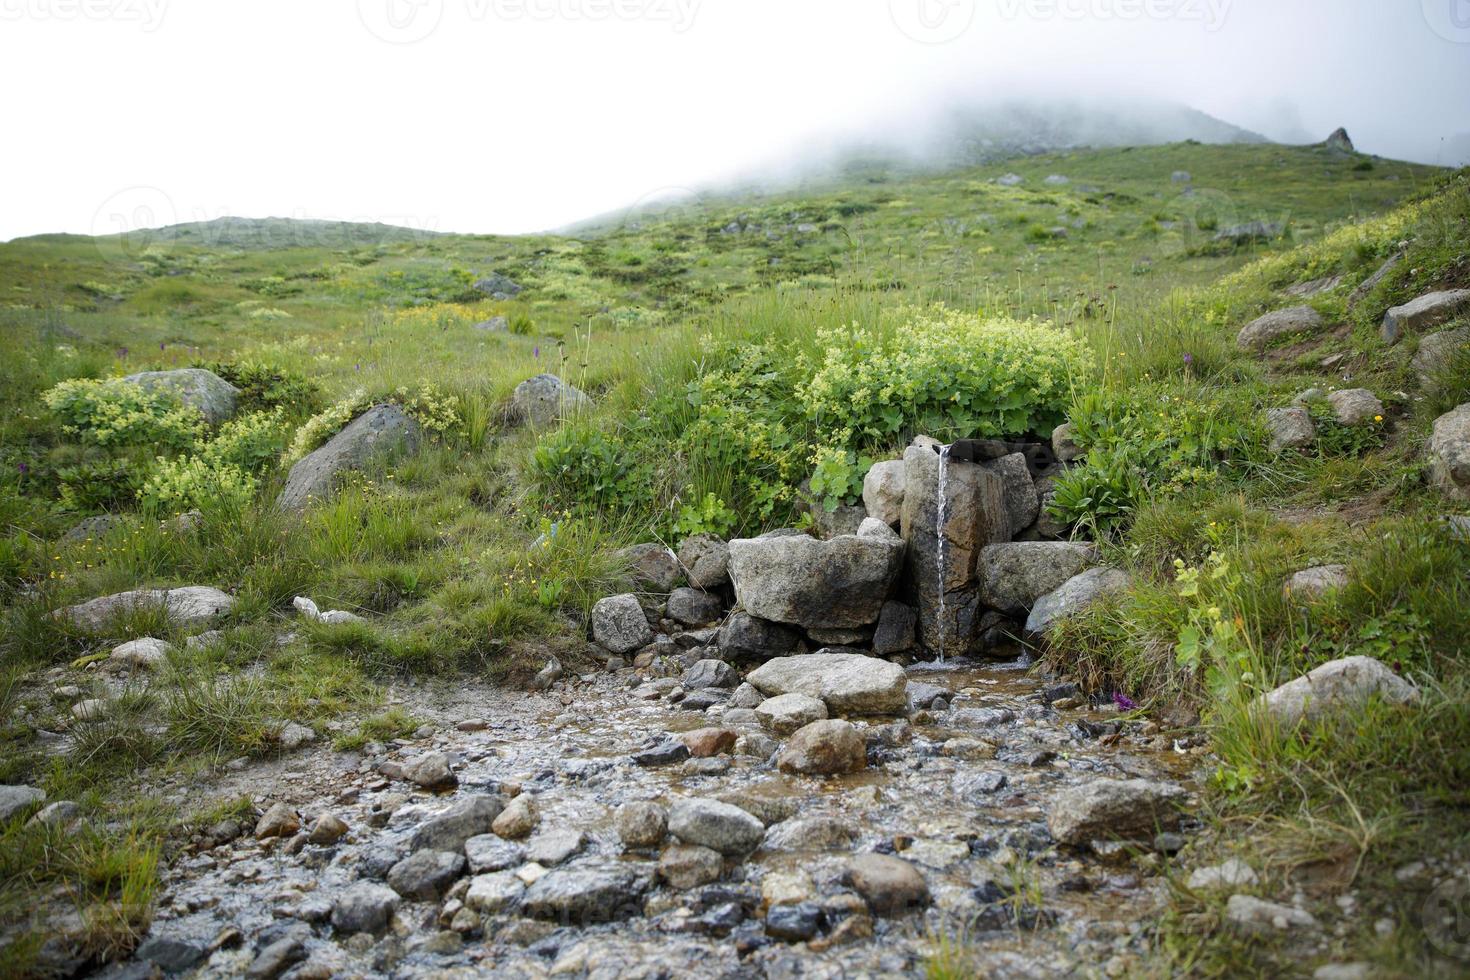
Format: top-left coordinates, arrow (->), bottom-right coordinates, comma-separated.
934,443 -> 951,662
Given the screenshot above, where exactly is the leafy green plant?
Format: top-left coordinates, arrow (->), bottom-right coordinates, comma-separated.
204,360 -> 321,415
528,421 -> 656,517
1046,448 -> 1141,535
1308,402 -> 1386,456
673,492 -> 737,538
42,379 -> 204,452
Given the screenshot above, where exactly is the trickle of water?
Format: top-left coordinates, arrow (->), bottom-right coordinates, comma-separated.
935,443 -> 950,662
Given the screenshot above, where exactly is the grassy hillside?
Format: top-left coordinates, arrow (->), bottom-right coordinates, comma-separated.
0,140 -> 1466,976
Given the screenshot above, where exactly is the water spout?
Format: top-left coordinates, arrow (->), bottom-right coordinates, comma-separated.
935,443 -> 950,663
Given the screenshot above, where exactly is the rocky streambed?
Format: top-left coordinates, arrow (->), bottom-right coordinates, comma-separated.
106,653 -> 1204,980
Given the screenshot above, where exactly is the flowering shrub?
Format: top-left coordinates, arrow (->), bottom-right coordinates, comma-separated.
393,384 -> 462,440
286,389 -> 370,463
141,455 -> 258,514
800,307 -> 1090,448
286,385 -> 462,463
42,378 -> 205,452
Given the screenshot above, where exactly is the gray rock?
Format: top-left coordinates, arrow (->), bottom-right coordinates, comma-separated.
403,752 -> 457,791
464,834 -> 525,873
617,543 -> 681,592
474,315 -> 509,332
55,585 -> 234,632
1258,655 -> 1418,729
526,829 -> 586,866
1171,170 -> 1192,183
135,936 -> 208,973
245,929 -> 305,980
122,368 -> 239,424
1284,565 -> 1350,601
331,882 -> 400,934
509,373 -> 590,427
728,682 -> 765,709
807,626 -> 872,646
682,659 -> 737,690
108,637 -> 172,669
658,843 -> 724,889
61,514 -> 124,544
472,273 -> 522,298
1236,306 -> 1325,352
386,849 -> 466,900
979,452 -> 1039,538
1187,858 -> 1259,891
1412,327 -> 1470,384
861,460 -> 906,526
1225,894 -> 1318,935
765,903 -> 825,941
901,445 -> 1010,656
520,866 -> 650,923
1380,289 -> 1470,344
978,542 -> 1097,615
997,173 -> 1024,186
1428,403 -> 1470,500
465,871 -> 524,913
764,816 -> 857,851
812,503 -> 868,539
28,801 -> 79,828
717,612 -> 800,662
872,601 -> 917,655
1267,407 -> 1316,452
615,802 -> 667,849
846,853 -> 929,915
277,405 -> 421,512
410,796 -> 506,852
1214,221 -> 1282,245
755,693 -> 827,735
667,587 -> 723,627
1047,778 -> 1187,845
1044,174 -> 1070,186
678,534 -> 730,589
727,531 -> 904,630
591,594 -> 654,654
1284,274 -> 1344,298
667,798 -> 765,855
0,785 -> 46,823
491,794 -> 539,840
1052,423 -> 1082,463
776,719 -> 867,775
307,814 -> 348,845
1326,388 -> 1383,426
747,652 -> 907,714
1347,251 -> 1403,308
1025,567 -> 1131,635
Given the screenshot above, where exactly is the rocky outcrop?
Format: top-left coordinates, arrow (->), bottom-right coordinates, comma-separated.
472,273 -> 522,298
1025,568 -> 1130,635
509,374 -> 590,428
1347,251 -> 1403,308
277,405 -> 421,512
1257,655 -> 1418,728
123,368 -> 240,424
1380,289 -> 1470,344
901,444 -> 1009,656
747,652 -> 907,715
55,586 -> 234,632
1214,221 -> 1282,246
728,528 -> 904,630
1236,307 -> 1324,352
1047,778 -> 1187,845
977,542 -> 1097,616
1427,403 -> 1470,500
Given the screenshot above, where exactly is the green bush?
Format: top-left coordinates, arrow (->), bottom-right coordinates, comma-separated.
204,360 -> 321,415
528,420 -> 656,517
42,378 -> 204,452
800,306 -> 1090,449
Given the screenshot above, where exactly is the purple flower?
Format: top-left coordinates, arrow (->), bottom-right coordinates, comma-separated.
159,342 -> 166,351
17,463 -> 28,475
1182,353 -> 1193,364
533,346 -> 540,359
117,346 -> 129,358
355,363 -> 361,372
1113,692 -> 1138,711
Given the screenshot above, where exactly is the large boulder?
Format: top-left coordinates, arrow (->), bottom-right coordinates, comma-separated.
1428,403 -> 1470,500
746,652 -> 906,715
591,594 -> 654,654
55,586 -> 233,632
979,452 -> 1039,537
277,405 -> 421,512
727,529 -> 904,630
716,612 -> 800,662
1380,289 -> 1470,344
1257,655 -> 1418,729
1047,778 -> 1187,846
900,444 -> 1010,657
1236,307 -> 1325,352
1025,567 -> 1130,635
775,719 -> 867,775
977,542 -> 1097,615
667,798 -> 765,855
677,535 -> 730,590
1412,327 -> 1470,385
862,460 -> 906,526
509,374 -> 590,428
755,693 -> 828,735
123,368 -> 239,424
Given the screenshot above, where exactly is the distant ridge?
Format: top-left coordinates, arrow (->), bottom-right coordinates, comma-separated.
13,216 -> 442,249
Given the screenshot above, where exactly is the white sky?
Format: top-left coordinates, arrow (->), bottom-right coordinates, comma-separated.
2,0 -> 1468,241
